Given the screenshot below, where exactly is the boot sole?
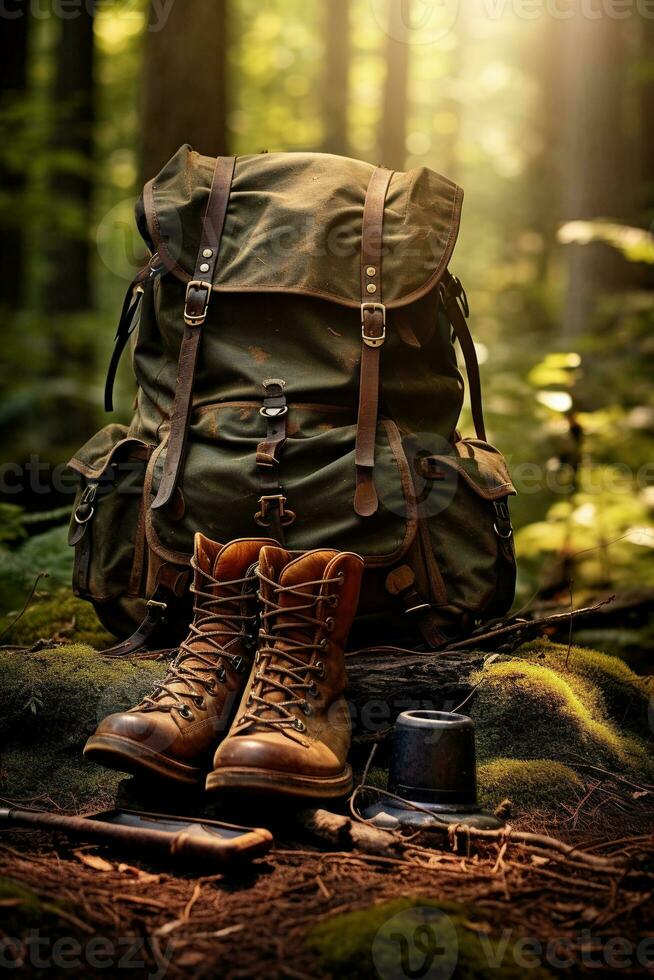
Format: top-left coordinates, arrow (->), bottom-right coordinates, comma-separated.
83,734 -> 203,786
205,764 -> 353,799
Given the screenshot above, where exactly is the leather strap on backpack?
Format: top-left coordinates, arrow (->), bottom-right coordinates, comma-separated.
100,591 -> 170,659
440,270 -> 487,443
104,256 -> 161,413
254,379 -> 295,544
354,166 -> 394,518
151,155 -> 237,511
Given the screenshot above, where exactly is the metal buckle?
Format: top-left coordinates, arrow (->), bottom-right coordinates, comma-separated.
260,406 -> 288,418
184,280 -> 212,326
405,601 -> 431,615
74,484 -> 98,525
260,378 -> 288,417
254,494 -> 296,528
146,600 -> 168,614
361,303 -> 386,348
493,501 -> 513,539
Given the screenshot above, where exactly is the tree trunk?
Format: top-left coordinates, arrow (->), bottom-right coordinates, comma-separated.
322,0 -> 350,156
0,11 -> 29,307
379,0 -> 412,170
44,3 -> 96,313
141,0 -> 229,182
636,16 -> 654,288
560,16 -> 631,339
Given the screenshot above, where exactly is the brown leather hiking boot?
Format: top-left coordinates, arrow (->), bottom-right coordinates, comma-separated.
206,546 -> 364,799
84,536 -> 271,785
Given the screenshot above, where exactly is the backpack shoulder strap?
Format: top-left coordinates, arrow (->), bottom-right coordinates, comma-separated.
354,166 -> 394,518
151,154 -> 237,512
440,270 -> 487,443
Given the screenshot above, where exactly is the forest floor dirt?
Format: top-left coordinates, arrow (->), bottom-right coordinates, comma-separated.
1,784 -> 653,979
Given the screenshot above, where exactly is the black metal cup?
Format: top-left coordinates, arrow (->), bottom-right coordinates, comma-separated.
364,709 -> 503,830
388,709 -> 477,810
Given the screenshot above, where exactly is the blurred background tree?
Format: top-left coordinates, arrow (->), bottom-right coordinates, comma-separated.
0,0 -> 653,619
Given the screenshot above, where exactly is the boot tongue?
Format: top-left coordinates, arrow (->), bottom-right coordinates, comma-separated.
177,534 -> 265,654
260,548 -> 339,645
251,549 -> 338,718
277,551 -> 339,620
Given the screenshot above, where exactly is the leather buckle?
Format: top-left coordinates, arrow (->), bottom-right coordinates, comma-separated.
361,303 -> 386,348
184,280 -> 213,326
255,494 -> 296,528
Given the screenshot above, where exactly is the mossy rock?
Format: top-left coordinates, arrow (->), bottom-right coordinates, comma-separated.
306,898 -> 555,979
0,588 -> 113,648
470,652 -> 653,781
0,644 -> 164,748
477,759 -> 584,811
519,639 -> 652,736
0,644 -> 165,805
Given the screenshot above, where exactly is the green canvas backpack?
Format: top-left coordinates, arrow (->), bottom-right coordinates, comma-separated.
68,147 -> 517,654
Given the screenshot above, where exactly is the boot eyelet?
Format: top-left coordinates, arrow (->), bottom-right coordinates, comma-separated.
294,718 -> 306,733
178,705 -> 194,720
217,667 -> 227,683
301,701 -> 312,716
232,656 -> 244,673
328,595 -> 339,608
315,661 -> 326,679
320,637 -> 329,650
308,682 -> 320,698
325,617 -> 335,632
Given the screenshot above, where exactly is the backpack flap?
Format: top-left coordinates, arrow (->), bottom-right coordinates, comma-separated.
137,145 -> 463,310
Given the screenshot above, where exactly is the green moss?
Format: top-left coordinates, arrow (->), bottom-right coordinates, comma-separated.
0,745 -> 123,809
0,588 -> 112,648
306,898 -> 555,980
470,657 -> 653,780
478,759 -> 584,811
0,525 -> 74,613
0,644 -> 164,749
519,639 -> 652,736
0,645 -> 165,805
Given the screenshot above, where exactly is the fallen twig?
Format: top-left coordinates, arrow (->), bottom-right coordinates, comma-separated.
443,595 -> 616,651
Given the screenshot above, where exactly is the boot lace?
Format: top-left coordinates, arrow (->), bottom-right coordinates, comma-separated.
237,568 -> 343,734
140,557 -> 257,715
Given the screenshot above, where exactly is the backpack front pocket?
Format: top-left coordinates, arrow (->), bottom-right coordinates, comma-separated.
420,438 -> 517,618
68,424 -> 152,604
146,402 -> 417,567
